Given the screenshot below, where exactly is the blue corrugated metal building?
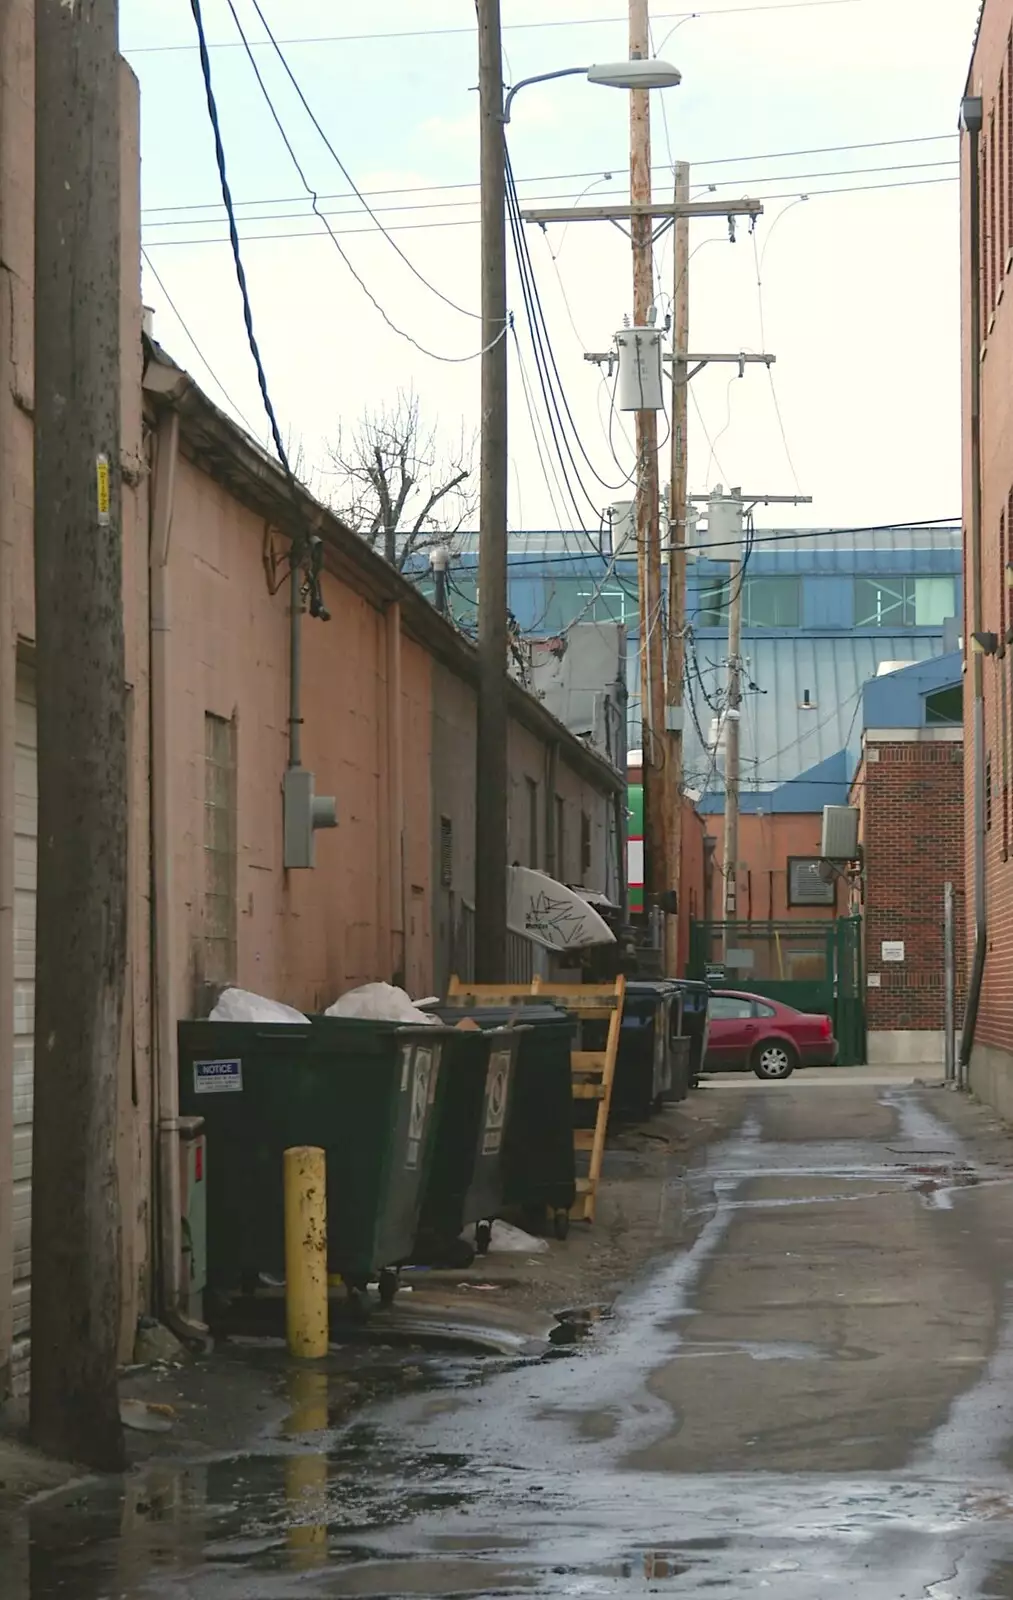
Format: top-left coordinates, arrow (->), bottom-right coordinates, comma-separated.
409,522 -> 962,809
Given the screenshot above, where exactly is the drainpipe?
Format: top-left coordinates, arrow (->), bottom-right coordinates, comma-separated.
960,93 -> 985,1084
289,557 -> 302,769
386,603 -> 405,986
149,406 -> 207,1342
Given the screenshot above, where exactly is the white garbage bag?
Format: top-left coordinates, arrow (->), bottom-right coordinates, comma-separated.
209,988 -> 309,1024
463,1220 -> 549,1254
325,981 -> 439,1026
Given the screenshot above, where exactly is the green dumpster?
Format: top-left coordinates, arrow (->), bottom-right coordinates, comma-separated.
177,1018 -> 449,1305
413,1025 -> 521,1260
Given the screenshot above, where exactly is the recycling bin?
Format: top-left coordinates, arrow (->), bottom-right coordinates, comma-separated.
414,1025 -> 521,1259
426,1004 -> 576,1239
177,1018 -> 450,1303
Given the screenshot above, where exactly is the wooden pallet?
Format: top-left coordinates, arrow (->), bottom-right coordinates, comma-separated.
445,974 -> 627,1225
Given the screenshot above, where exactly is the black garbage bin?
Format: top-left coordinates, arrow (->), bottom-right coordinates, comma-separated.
610,981 -> 679,1120
177,1018 -> 449,1306
672,981 -> 710,1086
427,1003 -> 576,1239
414,1025 -> 521,1260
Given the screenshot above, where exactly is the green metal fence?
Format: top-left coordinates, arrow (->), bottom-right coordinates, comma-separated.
688,916 -> 866,1067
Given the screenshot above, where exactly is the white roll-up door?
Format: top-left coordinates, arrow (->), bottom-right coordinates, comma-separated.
11,663 -> 36,1381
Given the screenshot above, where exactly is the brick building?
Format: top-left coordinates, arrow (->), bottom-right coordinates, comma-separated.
851,655 -> 965,1064
961,0 -> 1013,1114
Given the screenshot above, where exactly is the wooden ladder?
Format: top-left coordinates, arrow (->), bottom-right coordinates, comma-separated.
445,974 -> 627,1225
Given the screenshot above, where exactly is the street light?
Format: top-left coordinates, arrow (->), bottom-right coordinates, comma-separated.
503,58 -> 682,122
475,2 -> 682,980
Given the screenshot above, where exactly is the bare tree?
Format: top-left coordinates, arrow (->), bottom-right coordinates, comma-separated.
327,389 -> 476,570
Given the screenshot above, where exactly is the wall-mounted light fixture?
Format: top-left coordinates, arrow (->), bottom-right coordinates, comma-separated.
971,631 -> 999,656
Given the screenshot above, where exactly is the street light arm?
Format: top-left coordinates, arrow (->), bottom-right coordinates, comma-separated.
502,65 -> 588,123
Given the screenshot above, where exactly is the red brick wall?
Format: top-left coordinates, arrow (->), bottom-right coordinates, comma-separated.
964,0 -> 1013,1060
678,799 -> 707,976
860,740 -> 965,1031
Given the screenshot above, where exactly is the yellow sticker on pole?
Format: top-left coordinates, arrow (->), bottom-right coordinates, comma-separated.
96,454 -> 110,527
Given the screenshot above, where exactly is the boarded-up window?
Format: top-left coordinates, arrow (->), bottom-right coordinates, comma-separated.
526,777 -> 539,870
787,856 -> 835,908
555,795 -> 565,882
204,712 -> 237,988
439,816 -> 453,889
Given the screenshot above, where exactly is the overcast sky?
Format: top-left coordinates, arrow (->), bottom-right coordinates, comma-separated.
124,0 -> 980,535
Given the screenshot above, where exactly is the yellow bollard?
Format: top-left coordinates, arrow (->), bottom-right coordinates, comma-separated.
283,1146 -> 329,1359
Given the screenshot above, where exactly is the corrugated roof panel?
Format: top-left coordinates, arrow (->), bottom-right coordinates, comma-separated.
684,634 -> 946,792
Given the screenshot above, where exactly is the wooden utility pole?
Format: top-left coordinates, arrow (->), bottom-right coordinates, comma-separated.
664,160 -> 690,974
721,537 -> 744,944
630,0 -> 668,928
475,0 -> 509,979
31,0 -> 126,1469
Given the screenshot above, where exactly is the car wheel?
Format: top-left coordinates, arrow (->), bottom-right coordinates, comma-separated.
752,1040 -> 797,1080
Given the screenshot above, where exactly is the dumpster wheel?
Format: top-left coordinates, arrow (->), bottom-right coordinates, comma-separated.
475,1220 -> 492,1256
378,1268 -> 399,1308
553,1208 -> 570,1242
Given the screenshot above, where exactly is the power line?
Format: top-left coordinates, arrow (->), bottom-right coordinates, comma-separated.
242,0 -> 478,321
506,145 -> 629,524
140,245 -> 262,437
140,159 -> 959,234
443,518 -> 961,570
220,0 -> 502,365
187,0 -> 296,485
140,134 -> 958,218
143,171 -> 959,251
127,0 -> 865,55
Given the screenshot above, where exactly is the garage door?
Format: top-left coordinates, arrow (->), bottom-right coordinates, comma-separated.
11,664 -> 36,1382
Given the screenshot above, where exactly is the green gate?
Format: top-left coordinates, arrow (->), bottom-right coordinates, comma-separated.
688,917 -> 866,1067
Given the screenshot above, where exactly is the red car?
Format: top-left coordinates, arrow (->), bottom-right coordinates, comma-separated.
704,990 -> 839,1080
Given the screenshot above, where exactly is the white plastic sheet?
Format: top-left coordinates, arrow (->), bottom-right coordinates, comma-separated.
208,988 -> 308,1024
325,981 -> 439,1026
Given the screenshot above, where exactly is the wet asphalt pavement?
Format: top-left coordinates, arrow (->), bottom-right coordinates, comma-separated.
10,1074 -> 1013,1598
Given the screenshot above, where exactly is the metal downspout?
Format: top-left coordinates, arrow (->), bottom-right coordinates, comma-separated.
960,93 -> 986,1084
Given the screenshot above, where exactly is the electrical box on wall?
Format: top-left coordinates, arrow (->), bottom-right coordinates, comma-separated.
821,804 -> 859,861
283,766 -> 338,869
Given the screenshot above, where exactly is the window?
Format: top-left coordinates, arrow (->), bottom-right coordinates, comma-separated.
538,576 -> 634,634
439,816 -> 453,889
925,684 -> 962,725
709,995 -> 754,1020
526,778 -> 539,870
204,712 -> 237,989
554,794 -> 565,880
853,576 -> 956,629
698,573 -> 801,628
987,754 -> 993,832
580,810 -> 592,879
754,1002 -> 776,1019
787,857 -> 835,908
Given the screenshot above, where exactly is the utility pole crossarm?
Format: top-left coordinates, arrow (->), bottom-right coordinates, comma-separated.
584,350 -> 777,383
520,199 -> 763,223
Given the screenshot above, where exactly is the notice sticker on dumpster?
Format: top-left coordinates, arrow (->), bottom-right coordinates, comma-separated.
193,1058 -> 242,1095
405,1048 -> 433,1170
482,1049 -> 510,1155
